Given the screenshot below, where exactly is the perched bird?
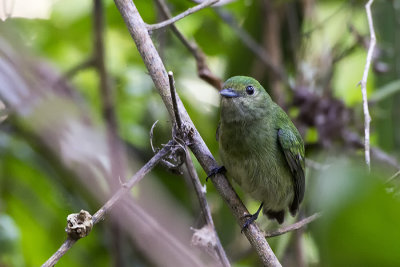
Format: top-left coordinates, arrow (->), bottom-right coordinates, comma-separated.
214,76 -> 305,229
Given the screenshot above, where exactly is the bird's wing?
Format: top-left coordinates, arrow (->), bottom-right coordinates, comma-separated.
277,128 -> 305,215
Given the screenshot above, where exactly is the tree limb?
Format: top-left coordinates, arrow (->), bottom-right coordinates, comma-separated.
113,0 -> 281,265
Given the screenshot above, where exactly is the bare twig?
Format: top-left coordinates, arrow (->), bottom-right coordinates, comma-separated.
184,148 -> 231,266
147,0 -> 219,31
169,71 -> 229,266
214,7 -> 292,91
264,213 -> 322,238
41,238 -> 77,267
150,120 -> 159,153
168,72 -> 182,129
386,170 -> 400,184
93,3 -> 126,264
156,0 -> 222,90
342,130 -> 400,170
121,200 -> 204,267
92,140 -> 174,223
94,0 -> 125,183
63,57 -> 96,80
113,0 -> 281,265
359,0 -> 376,171
41,140 -> 175,267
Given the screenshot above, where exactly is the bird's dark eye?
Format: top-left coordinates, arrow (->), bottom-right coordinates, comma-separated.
246,85 -> 255,95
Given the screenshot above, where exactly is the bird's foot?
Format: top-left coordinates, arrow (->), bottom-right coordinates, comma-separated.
241,202 -> 264,233
206,166 -> 226,182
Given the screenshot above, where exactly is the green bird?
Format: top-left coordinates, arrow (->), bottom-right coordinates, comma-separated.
213,76 -> 305,229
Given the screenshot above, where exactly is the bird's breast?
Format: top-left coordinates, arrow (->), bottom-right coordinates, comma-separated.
218,120 -> 294,210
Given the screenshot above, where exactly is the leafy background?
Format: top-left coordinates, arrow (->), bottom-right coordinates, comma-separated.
1,0 -> 400,266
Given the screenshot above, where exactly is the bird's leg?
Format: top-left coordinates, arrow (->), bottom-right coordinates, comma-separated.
241,202 -> 264,233
206,166 -> 226,182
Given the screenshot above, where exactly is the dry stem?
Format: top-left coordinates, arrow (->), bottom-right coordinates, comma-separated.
147,0 -> 219,31
41,140 -> 174,267
360,0 -> 376,171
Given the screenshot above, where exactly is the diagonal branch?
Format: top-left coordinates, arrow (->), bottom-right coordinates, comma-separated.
214,7 -> 292,91
156,0 -> 222,90
264,213 -> 322,238
147,0 -> 219,31
113,0 -> 281,266
41,140 -> 175,267
359,0 -> 376,171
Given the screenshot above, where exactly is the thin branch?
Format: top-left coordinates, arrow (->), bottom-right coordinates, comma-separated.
386,170 -> 400,184
168,72 -> 183,129
342,129 -> 400,170
156,0 -> 222,90
121,199 -> 204,267
264,213 -> 322,238
147,0 -> 219,31
168,71 -> 229,265
42,140 -> 174,267
41,238 -> 77,267
359,0 -> 376,171
92,140 -> 174,223
184,148 -> 231,267
167,71 -> 228,265
93,0 -> 125,183
63,57 -> 95,80
214,7 -> 292,91
113,0 -> 281,265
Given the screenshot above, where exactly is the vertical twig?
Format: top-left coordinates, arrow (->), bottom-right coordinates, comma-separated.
360,0 -> 375,171
168,71 -> 230,266
93,1 -> 125,264
184,149 -> 231,267
168,71 -> 182,129
93,0 -> 125,181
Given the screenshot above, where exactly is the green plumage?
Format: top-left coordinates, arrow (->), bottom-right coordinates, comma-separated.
218,76 -> 305,224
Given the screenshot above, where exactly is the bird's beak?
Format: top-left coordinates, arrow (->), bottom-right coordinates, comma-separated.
220,88 -> 240,98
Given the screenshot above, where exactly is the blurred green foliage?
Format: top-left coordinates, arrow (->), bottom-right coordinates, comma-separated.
1,0 -> 400,266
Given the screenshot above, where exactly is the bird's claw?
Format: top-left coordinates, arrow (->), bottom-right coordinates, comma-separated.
241,214 -> 258,233
206,166 -> 226,182
241,202 -> 264,233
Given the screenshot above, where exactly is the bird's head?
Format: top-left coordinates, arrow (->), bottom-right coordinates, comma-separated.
220,76 -> 272,123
